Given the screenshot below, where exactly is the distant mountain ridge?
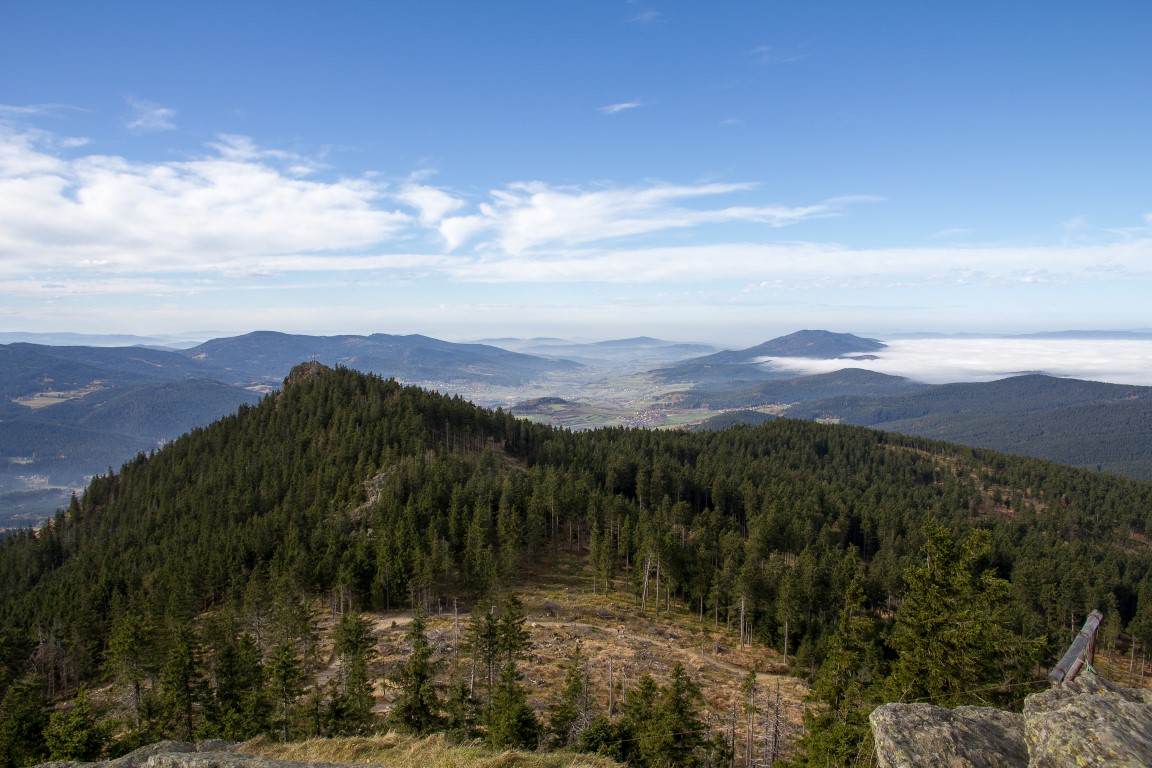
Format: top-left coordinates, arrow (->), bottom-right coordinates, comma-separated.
478,335 -> 721,369
0,331 -> 196,347
183,331 -> 583,386
739,329 -> 886,359
6,342 -> 235,384
654,330 -> 885,385
692,329 -> 885,365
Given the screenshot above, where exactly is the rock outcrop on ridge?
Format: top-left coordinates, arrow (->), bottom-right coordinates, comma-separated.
31,739 -> 347,768
870,670 -> 1152,767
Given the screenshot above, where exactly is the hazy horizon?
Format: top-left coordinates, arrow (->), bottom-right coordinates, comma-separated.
5,327 -> 1152,388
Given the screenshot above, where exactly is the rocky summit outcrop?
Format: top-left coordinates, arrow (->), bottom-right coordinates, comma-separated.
31,739 -> 355,768
870,703 -> 1028,768
870,670 -> 1152,768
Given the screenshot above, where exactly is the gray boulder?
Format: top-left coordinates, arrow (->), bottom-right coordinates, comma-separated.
870,703 -> 1027,767
870,671 -> 1152,768
30,738 -> 370,768
1023,670 -> 1152,767
30,740 -> 200,768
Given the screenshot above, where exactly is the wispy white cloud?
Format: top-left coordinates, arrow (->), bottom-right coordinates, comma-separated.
1060,214 -> 1089,245
125,97 -> 176,133
0,276 -> 195,297
207,133 -> 325,176
0,111 -> 90,169
395,181 -> 466,225
749,44 -> 810,65
599,101 -> 645,115
0,103 -> 79,119
929,228 -> 976,240
442,238 -> 1152,285
630,9 -> 663,25
437,182 -> 863,254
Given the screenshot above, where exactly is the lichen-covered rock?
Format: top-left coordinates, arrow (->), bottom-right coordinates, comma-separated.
26,738 -> 379,768
30,741 -> 229,768
870,671 -> 1152,768
870,702 -> 1028,768
145,755 -> 352,768
1023,670 -> 1152,767
284,361 -> 330,386
29,742 -> 188,768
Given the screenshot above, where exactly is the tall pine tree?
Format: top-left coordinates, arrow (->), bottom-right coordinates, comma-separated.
389,609 -> 442,735
887,520 -> 1044,706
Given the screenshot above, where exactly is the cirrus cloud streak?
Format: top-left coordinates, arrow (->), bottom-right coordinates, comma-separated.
445,240 -> 1152,286
437,183 -> 872,254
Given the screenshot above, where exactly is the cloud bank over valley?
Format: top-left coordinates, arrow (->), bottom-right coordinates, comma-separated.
757,338 -> 1152,386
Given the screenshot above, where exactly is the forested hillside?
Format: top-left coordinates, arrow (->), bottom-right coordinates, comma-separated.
1,330 -> 578,527
1,363 -> 1151,765
670,368 -> 927,410
793,374 -> 1152,480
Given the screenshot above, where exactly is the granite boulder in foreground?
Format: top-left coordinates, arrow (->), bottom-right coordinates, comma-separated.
871,671 -> 1152,767
31,740 -> 352,768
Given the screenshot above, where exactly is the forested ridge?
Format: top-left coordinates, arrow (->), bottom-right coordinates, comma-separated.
2,362 -> 1152,766
790,374 -> 1152,481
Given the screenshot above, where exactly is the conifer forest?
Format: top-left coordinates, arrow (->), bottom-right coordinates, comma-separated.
2,363 -> 1151,766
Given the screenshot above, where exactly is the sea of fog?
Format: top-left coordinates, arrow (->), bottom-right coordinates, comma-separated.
754,339 -> 1152,386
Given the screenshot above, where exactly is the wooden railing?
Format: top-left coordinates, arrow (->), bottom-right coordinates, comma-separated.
1048,609 -> 1104,687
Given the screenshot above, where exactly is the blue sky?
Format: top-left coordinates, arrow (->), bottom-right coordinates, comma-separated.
2,2 -> 1150,346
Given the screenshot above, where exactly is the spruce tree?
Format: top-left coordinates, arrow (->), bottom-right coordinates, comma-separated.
577,716 -> 632,764
45,688 -> 107,761
464,604 -> 500,697
548,641 -> 594,747
444,680 -> 480,741
486,659 -> 539,750
265,641 -> 304,742
811,578 -> 878,715
1129,579 -> 1152,660
0,674 -> 49,768
205,633 -> 269,740
647,663 -> 706,768
495,593 -> 531,666
792,577 -> 879,767
105,612 -> 161,730
330,613 -> 376,735
156,625 -> 205,741
887,520 -> 1044,706
389,609 -> 442,735
616,673 -> 659,767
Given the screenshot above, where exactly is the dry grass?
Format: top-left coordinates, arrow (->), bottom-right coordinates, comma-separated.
362,550 -> 810,760
261,550 -> 809,764
238,733 -> 621,768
